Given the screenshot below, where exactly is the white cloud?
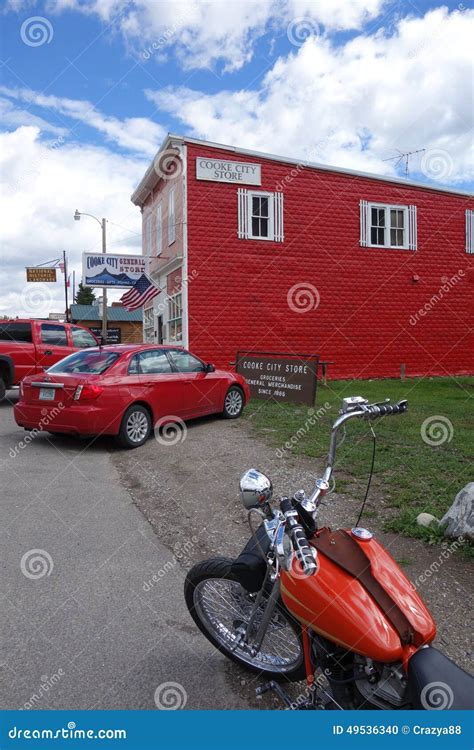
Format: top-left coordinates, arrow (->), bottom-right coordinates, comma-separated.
146,7 -> 474,184
12,0 -> 387,72
0,126 -> 145,316
0,86 -> 165,156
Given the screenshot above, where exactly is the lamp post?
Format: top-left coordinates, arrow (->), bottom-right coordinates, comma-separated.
74,210 -> 108,341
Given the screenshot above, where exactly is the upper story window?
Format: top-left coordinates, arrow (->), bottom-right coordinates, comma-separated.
238,189 -> 284,242
466,209 -> 474,254
156,203 -> 162,255
168,188 -> 176,245
360,201 -> 417,250
143,213 -> 152,255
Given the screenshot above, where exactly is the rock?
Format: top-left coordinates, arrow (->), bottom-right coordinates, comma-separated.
416,512 -> 439,529
440,482 -> 474,542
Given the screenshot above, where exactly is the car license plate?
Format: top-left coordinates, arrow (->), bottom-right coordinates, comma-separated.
39,388 -> 55,401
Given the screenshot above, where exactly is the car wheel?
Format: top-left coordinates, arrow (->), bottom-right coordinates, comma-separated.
116,404 -> 152,448
222,386 -> 244,419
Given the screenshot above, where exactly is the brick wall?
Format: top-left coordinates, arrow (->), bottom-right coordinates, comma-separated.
186,143 -> 473,380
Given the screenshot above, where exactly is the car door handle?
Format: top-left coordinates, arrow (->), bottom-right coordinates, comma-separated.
44,350 -> 53,356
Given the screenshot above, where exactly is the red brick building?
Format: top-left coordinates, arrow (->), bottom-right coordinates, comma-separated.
131,135 -> 473,380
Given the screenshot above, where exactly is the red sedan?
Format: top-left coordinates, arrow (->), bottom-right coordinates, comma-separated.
14,345 -> 250,449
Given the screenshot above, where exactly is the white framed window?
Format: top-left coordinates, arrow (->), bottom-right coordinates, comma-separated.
466,209 -> 474,254
360,201 -> 417,250
156,203 -> 162,255
143,306 -> 154,343
238,189 -> 284,242
168,292 -> 182,342
143,213 -> 152,255
168,188 -> 176,245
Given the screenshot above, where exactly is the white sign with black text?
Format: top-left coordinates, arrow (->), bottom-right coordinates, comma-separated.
196,157 -> 261,185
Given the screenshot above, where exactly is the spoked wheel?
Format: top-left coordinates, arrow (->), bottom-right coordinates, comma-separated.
185,557 -> 305,681
222,386 -> 244,419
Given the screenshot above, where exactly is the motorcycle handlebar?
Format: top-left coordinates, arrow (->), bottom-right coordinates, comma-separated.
363,399 -> 408,419
279,497 -> 317,576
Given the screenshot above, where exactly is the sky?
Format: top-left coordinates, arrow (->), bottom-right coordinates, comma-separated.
1,0 -> 473,317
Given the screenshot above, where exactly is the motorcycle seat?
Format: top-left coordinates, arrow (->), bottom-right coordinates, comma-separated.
408,646 -> 473,709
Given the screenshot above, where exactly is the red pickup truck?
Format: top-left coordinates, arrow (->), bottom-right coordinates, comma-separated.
0,319 -> 99,401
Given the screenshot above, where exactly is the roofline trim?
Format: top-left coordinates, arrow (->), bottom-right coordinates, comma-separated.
131,133 -> 473,204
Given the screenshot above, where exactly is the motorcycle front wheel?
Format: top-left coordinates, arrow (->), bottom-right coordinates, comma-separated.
184,557 -> 305,682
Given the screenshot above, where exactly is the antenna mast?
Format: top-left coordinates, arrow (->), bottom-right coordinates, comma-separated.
383,148 -> 426,178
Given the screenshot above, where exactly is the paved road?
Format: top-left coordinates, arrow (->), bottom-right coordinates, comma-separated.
0,394 -> 251,710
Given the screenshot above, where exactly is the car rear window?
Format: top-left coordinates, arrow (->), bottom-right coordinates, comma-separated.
48,350 -> 120,375
0,322 -> 33,343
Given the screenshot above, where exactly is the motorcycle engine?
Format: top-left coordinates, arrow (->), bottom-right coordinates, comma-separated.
354,657 -> 410,709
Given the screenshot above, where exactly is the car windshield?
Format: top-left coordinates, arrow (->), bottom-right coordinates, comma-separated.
47,350 -> 120,375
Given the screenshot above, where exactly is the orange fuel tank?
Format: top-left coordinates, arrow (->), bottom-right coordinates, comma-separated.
280,528 -> 436,663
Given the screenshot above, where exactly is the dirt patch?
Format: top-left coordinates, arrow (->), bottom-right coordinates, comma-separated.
113,415 -> 473,691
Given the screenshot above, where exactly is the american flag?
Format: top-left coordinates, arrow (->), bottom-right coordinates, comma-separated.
120,274 -> 161,310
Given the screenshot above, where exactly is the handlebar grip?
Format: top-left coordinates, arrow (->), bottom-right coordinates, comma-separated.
366,399 -> 408,418
291,524 -> 318,576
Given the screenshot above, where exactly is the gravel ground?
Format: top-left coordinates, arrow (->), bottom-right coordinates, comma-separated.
112,414 -> 473,707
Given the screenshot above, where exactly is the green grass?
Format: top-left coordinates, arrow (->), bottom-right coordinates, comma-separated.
244,377 -> 473,544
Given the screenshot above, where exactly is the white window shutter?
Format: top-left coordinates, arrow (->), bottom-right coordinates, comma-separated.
466,209 -> 474,254
408,205 -> 417,250
238,188 -> 249,238
360,200 -> 369,246
273,192 -> 284,242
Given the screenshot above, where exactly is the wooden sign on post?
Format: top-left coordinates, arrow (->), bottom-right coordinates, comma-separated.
236,351 -> 319,406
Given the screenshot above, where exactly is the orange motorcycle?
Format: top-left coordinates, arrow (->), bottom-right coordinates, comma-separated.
185,396 -> 472,710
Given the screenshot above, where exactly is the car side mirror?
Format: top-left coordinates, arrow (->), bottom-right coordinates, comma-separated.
206,363 -> 215,372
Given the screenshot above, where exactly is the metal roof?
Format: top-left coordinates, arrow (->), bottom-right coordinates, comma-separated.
131,133 -> 473,206
70,304 -> 143,322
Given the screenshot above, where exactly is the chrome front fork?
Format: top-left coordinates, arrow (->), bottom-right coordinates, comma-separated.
232,570 -> 281,656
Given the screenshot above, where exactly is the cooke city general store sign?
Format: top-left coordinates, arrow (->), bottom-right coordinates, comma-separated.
196,157 -> 261,185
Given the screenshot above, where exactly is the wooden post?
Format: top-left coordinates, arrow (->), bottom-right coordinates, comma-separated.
400,363 -> 406,381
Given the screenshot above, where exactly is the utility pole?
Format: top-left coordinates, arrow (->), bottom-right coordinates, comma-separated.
101,218 -> 107,341
74,210 -> 108,342
63,250 -> 69,321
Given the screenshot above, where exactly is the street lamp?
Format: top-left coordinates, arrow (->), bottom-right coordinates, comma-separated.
74,209 -> 108,341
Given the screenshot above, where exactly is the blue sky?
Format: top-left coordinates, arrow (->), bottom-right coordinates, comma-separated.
1,0 -> 472,315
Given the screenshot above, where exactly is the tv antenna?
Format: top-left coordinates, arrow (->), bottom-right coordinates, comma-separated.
383,148 -> 426,178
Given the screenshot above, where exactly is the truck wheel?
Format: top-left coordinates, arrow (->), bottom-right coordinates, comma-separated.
0,378 -> 6,402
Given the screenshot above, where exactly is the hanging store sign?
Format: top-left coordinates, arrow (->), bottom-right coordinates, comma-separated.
236,351 -> 319,406
196,157 -> 261,185
82,253 -> 147,289
26,267 -> 57,282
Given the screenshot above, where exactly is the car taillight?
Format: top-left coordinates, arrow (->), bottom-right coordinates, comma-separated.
73,384 -> 104,401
